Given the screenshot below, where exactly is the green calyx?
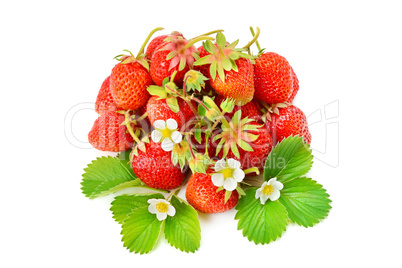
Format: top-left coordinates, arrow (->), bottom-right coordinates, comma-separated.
184,70 -> 208,93
213,110 -> 260,159
158,35 -> 214,71
189,153 -> 211,174
258,100 -> 291,122
193,32 -> 255,83
171,140 -> 193,171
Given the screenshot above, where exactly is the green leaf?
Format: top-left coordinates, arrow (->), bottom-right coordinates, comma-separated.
164,195 -> 201,253
81,156 -> 140,199
264,136 -> 313,183
279,177 -> 332,227
235,188 -> 288,245
166,96 -> 180,113
121,207 -> 164,254
110,193 -> 165,224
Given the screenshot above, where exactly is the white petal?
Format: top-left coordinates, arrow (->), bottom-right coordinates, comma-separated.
255,188 -> 263,199
214,159 -> 226,172
259,194 -> 269,205
227,158 -> 241,169
170,131 -> 182,144
151,130 -> 163,143
156,212 -> 167,221
167,205 -> 176,217
269,189 -> 281,201
271,180 -> 284,191
148,204 -> 158,214
232,168 -> 245,182
161,138 -> 174,151
211,173 -> 225,187
166,118 -> 178,130
223,177 -> 237,191
147,199 -> 159,205
153,120 -> 166,129
267,177 -> 277,185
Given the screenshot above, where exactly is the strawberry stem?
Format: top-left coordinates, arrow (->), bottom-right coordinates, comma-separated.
136,27 -> 164,58
181,35 -> 215,53
243,26 -> 260,50
249,26 -> 262,51
187,132 -> 197,160
191,29 -> 224,40
124,111 -> 141,143
189,95 -> 209,111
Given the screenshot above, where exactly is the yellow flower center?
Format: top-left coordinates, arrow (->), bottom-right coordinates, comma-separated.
161,128 -> 173,138
262,184 -> 274,196
156,202 -> 169,213
221,167 -> 234,178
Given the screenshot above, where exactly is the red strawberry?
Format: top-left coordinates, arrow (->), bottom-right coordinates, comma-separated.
145,31 -> 184,60
110,60 -> 152,110
265,105 -> 311,144
214,95 -> 262,122
215,121 -> 273,173
287,67 -> 299,103
95,76 -> 121,114
88,111 -> 134,152
185,169 -> 239,214
109,28 -> 165,111
146,95 -> 196,130
253,52 -> 294,104
194,34 -> 255,105
150,35 -> 199,87
131,140 -> 185,190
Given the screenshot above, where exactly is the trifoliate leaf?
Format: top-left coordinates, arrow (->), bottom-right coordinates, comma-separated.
264,136 -> 313,183
121,207 -> 164,254
164,195 -> 201,253
110,193 -> 165,224
235,187 -> 288,245
279,177 -> 332,227
81,156 -> 141,199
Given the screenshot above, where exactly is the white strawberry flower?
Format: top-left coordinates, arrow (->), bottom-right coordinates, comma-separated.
147,199 -> 176,221
151,118 -> 182,151
211,158 -> 245,191
255,178 -> 284,204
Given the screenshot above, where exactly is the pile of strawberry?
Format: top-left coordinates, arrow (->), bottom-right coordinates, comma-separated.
88,27 -> 311,214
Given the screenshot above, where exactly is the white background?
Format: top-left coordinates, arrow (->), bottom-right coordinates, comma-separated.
1,0 -> 401,267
